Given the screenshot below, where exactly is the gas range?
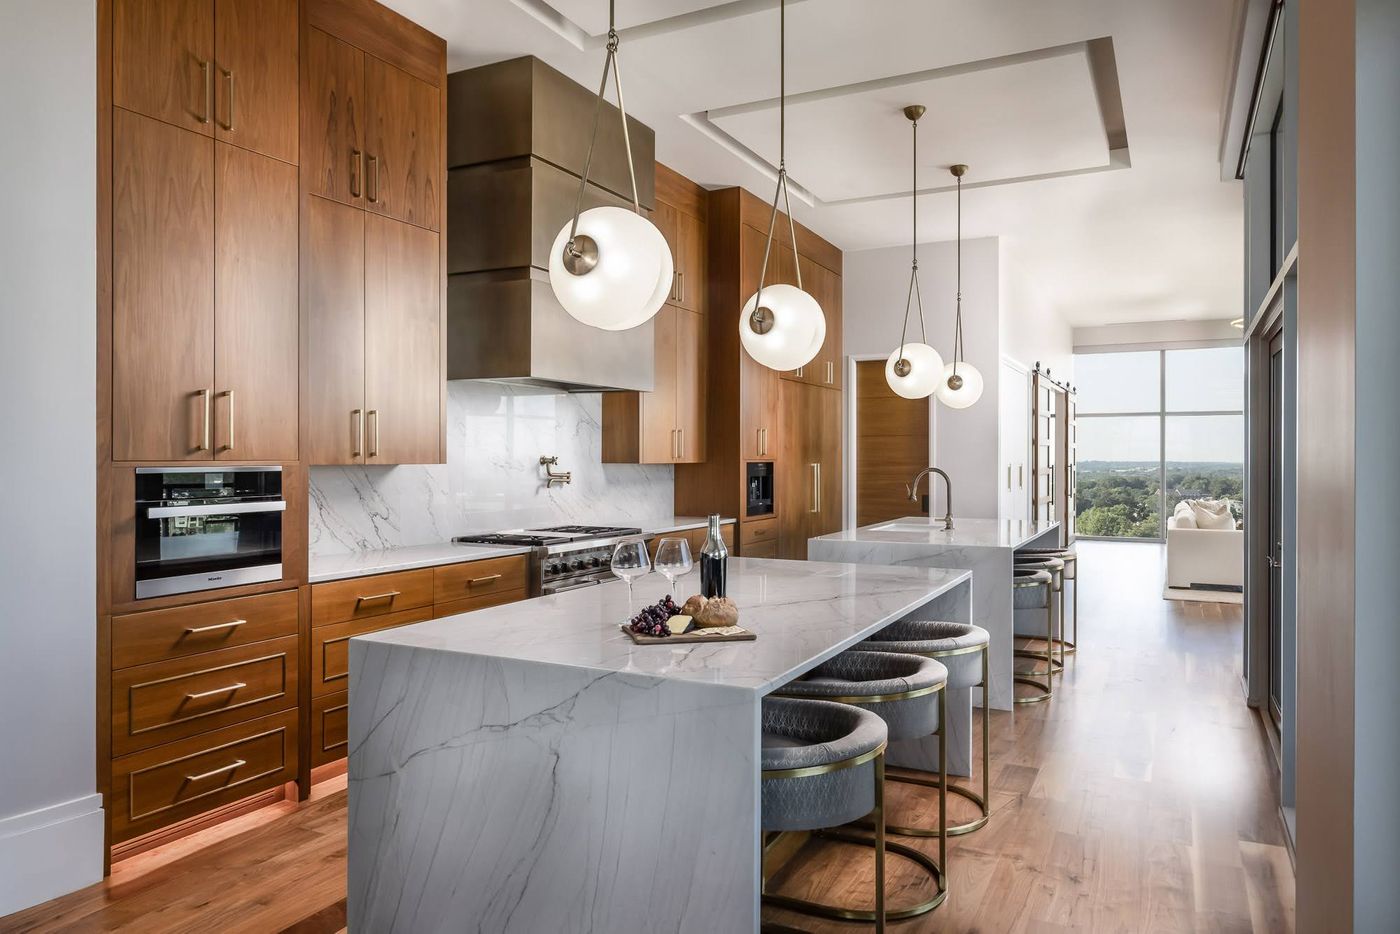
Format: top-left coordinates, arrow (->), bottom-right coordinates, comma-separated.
452,525 -> 644,595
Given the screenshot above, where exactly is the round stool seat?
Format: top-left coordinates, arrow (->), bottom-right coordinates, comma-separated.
856,620 -> 989,690
761,697 -> 887,833
1013,555 -> 1064,573
779,651 -> 946,743
1014,567 -> 1053,608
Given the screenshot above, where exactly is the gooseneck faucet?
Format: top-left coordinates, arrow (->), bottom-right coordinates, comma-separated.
906,467 -> 954,531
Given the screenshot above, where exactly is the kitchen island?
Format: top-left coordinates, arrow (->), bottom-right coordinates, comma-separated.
347,557 -> 971,933
809,517 -> 1060,711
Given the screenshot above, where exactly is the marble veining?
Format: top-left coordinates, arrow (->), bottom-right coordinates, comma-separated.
309,382 -> 676,558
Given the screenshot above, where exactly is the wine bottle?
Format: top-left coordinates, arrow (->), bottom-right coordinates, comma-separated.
699,514 -> 728,599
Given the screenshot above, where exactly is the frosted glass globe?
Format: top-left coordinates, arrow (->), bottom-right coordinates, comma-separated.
739,284 -> 826,371
935,360 -> 984,408
885,342 -> 944,399
548,206 -> 673,331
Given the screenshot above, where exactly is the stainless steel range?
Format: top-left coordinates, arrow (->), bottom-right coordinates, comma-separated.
452,525 -> 644,595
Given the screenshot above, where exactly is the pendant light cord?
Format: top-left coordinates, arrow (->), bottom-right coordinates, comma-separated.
752,0 -> 804,322
896,111 -> 927,362
567,0 -> 642,253
952,171 -> 963,375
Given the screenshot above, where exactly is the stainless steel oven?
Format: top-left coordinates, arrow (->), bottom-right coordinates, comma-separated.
134,466 -> 286,599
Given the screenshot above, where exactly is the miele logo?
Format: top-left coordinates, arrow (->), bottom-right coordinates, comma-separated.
208,576 -> 223,581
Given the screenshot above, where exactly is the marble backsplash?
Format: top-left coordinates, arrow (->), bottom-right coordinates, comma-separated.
308,382 -> 675,557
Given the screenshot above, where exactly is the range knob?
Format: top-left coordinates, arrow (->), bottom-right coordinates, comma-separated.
589,556 -> 602,568
547,562 -> 561,575
571,558 -> 586,571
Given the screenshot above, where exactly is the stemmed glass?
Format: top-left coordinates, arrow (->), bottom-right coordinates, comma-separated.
610,540 -> 651,608
653,538 -> 694,595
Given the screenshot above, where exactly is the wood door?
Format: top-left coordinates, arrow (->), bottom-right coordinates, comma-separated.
214,0 -> 298,164
739,224 -> 782,459
364,214 -> 441,465
364,56 -> 440,231
816,386 -> 843,536
672,209 -> 704,313
304,196 -> 365,465
113,110 -> 215,461
674,308 -> 705,463
114,0 -> 215,135
303,28 -> 364,208
214,143 -> 298,460
640,305 -> 679,463
654,201 -> 682,307
808,258 -> 843,390
776,381 -> 822,559
855,359 -> 929,526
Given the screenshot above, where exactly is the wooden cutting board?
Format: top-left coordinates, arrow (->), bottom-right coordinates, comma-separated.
619,624 -> 755,645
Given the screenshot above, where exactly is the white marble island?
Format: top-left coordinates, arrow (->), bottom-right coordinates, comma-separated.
347,557 -> 971,933
810,517 -> 1060,710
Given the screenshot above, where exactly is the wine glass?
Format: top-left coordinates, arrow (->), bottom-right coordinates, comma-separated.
653,538 -> 694,595
610,540 -> 651,608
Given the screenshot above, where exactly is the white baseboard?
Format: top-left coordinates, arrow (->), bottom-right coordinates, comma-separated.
0,794 -> 104,918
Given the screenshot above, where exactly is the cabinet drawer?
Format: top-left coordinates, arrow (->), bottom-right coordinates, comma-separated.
433,555 -> 529,605
741,538 -> 779,559
740,519 -> 778,548
310,690 -> 349,768
311,569 -> 434,627
312,606 -> 432,696
112,636 -> 298,757
112,590 -> 298,670
432,589 -> 528,619
110,709 -> 298,843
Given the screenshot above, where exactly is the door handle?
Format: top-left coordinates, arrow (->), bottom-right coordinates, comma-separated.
352,408 -> 364,458
218,67 -> 235,131
196,59 -> 211,124
468,574 -> 502,587
367,154 -> 379,204
677,271 -> 684,304
185,759 -> 246,784
1019,464 -> 1024,488
220,389 -> 235,452
183,619 -> 247,635
195,388 -> 212,452
354,590 -> 400,607
809,463 -> 820,514
826,361 -> 834,384
677,428 -> 684,460
368,410 -> 380,458
351,150 -> 363,198
1007,465 -> 1012,490
185,682 -> 246,701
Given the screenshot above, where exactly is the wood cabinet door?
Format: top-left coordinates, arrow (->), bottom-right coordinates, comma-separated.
775,380 -> 812,558
816,386 -> 844,535
304,196 -> 366,465
214,0 -> 298,164
364,57 -> 440,231
801,256 -> 842,390
214,143 -> 298,460
113,110 -> 215,461
114,0 -> 215,135
674,308 -> 705,462
640,305 -> 679,463
739,224 -> 782,460
365,215 -> 441,465
666,207 -> 704,313
654,201 -> 682,307
303,28 -> 364,208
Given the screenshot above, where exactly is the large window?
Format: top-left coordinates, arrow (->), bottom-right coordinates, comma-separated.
1075,347 -> 1244,540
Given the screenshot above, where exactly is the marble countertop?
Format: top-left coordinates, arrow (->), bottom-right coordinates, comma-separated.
354,557 -> 970,693
812,516 -> 1060,551
308,516 -> 737,583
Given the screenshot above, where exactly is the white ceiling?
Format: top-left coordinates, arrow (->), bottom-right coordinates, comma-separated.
389,0 -> 1245,328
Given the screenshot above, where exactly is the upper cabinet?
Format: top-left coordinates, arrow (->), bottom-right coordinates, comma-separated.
114,0 -> 298,163
303,28 -> 364,206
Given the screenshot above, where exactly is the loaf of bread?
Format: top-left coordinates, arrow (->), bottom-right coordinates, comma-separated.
680,594 -> 707,618
695,596 -> 738,628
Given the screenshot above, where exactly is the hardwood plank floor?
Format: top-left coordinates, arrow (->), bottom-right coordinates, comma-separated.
1,542 -> 1291,933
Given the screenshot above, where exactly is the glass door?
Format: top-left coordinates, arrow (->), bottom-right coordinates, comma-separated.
1267,329 -> 1284,726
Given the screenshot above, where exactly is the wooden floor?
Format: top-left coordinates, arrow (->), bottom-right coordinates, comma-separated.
1,542 -> 1292,933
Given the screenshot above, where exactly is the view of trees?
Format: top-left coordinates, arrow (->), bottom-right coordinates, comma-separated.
1076,461 -> 1243,539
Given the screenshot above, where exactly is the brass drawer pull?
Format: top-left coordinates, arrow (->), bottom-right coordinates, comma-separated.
220,389 -> 235,452
352,408 -> 364,458
196,59 -> 211,124
185,682 -> 246,701
368,409 -> 379,458
351,150 -> 363,199
183,619 -> 247,635
468,574 -> 502,587
186,759 -> 246,783
367,154 -> 379,204
221,68 -> 235,131
354,590 -> 400,607
196,388 -> 212,452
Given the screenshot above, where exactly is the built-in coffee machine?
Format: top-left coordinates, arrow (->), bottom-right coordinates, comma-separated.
746,462 -> 774,516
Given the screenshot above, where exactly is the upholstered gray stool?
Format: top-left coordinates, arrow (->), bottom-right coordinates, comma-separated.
1018,546 -> 1078,654
857,620 -> 992,835
1013,567 -> 1055,703
1014,554 -> 1066,672
760,696 -> 891,929
769,652 -> 949,921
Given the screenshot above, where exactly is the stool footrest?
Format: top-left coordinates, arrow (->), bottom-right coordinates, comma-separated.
762,831 -> 947,922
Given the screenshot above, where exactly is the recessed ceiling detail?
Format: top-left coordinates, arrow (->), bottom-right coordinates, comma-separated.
689,38 -> 1131,206
513,0 -> 810,50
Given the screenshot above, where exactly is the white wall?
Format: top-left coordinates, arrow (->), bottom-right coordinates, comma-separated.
1073,317 -> 1242,351
0,0 -> 104,915
998,242 -> 1074,381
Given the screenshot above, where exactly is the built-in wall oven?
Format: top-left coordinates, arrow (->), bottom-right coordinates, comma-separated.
134,466 -> 286,599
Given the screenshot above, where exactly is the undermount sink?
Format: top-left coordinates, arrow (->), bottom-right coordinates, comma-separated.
871,520 -> 948,533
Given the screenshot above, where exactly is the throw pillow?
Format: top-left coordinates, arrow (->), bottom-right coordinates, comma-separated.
1172,510 -> 1198,530
1191,499 -> 1235,531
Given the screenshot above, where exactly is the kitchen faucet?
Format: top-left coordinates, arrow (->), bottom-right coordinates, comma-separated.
906,467 -> 954,530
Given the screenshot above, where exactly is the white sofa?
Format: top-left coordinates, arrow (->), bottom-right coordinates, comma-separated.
1166,500 -> 1243,591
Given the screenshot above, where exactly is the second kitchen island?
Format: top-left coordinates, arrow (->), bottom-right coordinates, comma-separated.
346,557 -> 971,932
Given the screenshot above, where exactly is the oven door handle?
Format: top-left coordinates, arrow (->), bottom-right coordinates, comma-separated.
146,500 -> 287,519
546,578 -> 604,594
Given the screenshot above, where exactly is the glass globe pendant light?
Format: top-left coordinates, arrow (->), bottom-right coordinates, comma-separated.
935,164 -> 984,408
885,105 -> 943,399
548,1 -> 673,331
739,0 -> 826,371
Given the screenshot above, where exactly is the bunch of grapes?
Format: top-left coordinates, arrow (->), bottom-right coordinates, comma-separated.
629,595 -> 680,637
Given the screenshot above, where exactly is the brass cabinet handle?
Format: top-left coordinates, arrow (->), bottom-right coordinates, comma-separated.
809,463 -> 820,514
196,59 -> 211,124
367,154 -> 379,203
220,389 -> 235,452
368,409 -> 379,458
1007,465 -> 1012,490
354,589 -> 400,607
677,270 -> 684,304
795,366 -> 803,379
219,68 -> 235,131
827,361 -> 834,384
352,408 -> 364,458
1018,464 -> 1024,488
351,150 -> 363,198
186,759 -> 246,783
184,619 -> 247,635
186,682 -> 246,701
670,271 -> 679,302
196,388 -> 212,452
671,428 -> 678,460
468,574 -> 502,587
677,428 -> 684,460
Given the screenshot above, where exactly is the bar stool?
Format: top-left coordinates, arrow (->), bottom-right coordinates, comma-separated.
1018,546 -> 1078,654
1013,567 -> 1055,703
768,652 -> 949,921
856,620 -> 992,835
1014,555 -> 1066,672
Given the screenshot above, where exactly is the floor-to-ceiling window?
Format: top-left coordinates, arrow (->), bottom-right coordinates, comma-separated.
1074,347 -> 1244,540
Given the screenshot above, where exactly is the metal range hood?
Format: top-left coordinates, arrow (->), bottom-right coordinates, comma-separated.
445,56 -> 657,393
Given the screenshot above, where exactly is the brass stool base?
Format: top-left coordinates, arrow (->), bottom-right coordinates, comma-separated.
1014,647 -> 1063,675
1013,675 -> 1052,704
762,829 -> 948,922
882,770 -> 990,837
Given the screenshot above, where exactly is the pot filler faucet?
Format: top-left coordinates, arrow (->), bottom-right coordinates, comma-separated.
906,467 -> 954,531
